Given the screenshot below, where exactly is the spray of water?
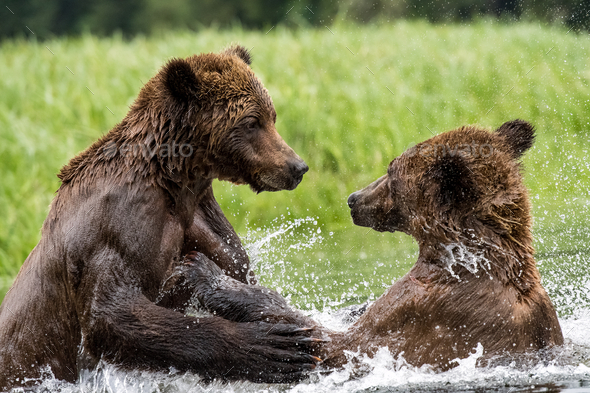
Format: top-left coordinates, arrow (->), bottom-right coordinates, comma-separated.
442,243 -> 493,280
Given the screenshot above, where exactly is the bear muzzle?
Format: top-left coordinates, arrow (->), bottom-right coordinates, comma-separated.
347,191 -> 361,209
288,160 -> 309,189
255,157 -> 308,192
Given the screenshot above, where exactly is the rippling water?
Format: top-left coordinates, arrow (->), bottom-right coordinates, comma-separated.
18,217 -> 590,393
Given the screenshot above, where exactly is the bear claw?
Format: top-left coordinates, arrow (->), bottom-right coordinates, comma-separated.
299,337 -> 327,343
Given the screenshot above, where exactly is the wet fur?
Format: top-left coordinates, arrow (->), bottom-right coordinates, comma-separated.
327,120 -> 563,368
0,45 -> 314,390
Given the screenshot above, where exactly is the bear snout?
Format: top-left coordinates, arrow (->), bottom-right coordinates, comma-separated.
256,157 -> 308,191
347,191 -> 361,209
289,160 -> 309,186
348,191 -> 371,228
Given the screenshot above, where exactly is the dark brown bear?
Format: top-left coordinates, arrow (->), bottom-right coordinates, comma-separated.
0,45 -> 319,391
190,120 -> 563,371
326,119 -> 564,368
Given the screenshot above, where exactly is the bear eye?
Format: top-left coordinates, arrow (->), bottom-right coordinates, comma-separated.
243,117 -> 260,131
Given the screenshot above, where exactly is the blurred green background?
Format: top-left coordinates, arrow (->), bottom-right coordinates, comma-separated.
0,1 -> 589,314
1,0 -> 589,38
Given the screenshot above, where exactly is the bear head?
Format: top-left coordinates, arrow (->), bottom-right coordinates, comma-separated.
347,120 -> 536,248
153,44 -> 308,192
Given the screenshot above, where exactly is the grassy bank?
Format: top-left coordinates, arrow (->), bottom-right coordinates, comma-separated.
1,21 -> 589,307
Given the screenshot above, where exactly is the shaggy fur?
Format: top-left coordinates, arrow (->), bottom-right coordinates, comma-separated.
0,45 -> 316,390
327,119 -> 563,368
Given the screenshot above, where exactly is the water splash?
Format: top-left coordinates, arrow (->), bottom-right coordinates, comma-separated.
284,338 -> 590,393
244,215 -> 324,278
442,243 -> 493,280
243,216 -> 326,308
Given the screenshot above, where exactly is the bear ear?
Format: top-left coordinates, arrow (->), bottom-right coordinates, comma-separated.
428,153 -> 479,211
495,119 -> 535,159
162,58 -> 199,102
223,44 -> 252,65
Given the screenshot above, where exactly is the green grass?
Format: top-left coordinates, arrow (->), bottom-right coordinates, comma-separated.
1,21 -> 589,311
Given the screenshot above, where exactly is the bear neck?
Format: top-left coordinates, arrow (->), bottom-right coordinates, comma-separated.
57,83 -> 216,201
415,223 -> 540,295
124,82 -> 217,188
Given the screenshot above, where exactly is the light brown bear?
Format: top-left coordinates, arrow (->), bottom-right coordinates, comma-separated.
190,120 -> 563,371
0,45 -> 319,391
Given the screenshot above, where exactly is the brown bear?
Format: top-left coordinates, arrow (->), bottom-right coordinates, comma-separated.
325,119 -> 564,368
0,45 -> 320,391
189,120 -> 564,372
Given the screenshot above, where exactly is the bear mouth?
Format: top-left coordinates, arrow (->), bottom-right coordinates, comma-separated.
351,209 -> 397,233
252,171 -> 304,193
350,209 -> 372,228
250,182 -> 281,193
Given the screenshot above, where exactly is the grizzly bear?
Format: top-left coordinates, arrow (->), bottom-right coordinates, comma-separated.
188,120 -> 564,371
0,45 -> 320,391
325,119 -> 564,368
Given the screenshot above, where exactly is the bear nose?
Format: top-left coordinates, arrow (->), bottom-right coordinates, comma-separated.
348,191 -> 360,209
290,161 -> 309,180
